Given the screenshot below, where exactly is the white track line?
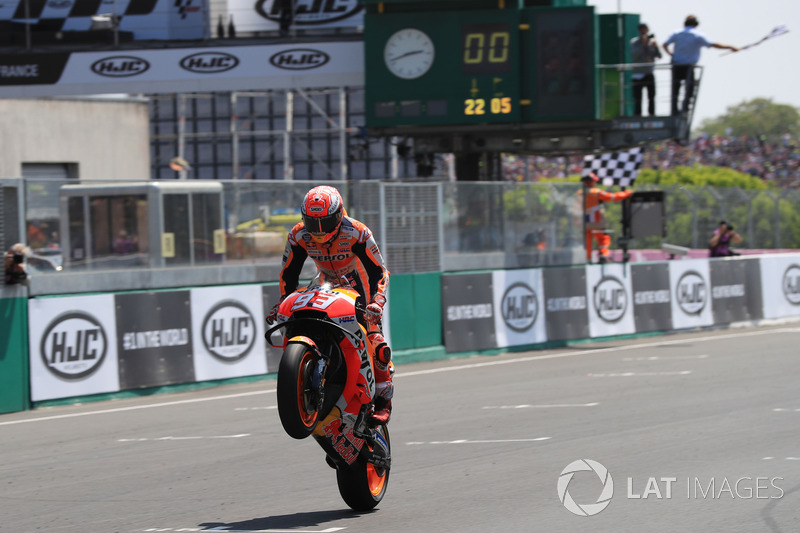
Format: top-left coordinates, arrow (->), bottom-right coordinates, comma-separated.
588,371 -> 692,377
482,403 -> 599,409
623,354 -> 709,361
0,389 -> 275,426
119,434 -> 251,442
398,328 -> 800,378
4,327 -> 798,427
406,437 -> 551,445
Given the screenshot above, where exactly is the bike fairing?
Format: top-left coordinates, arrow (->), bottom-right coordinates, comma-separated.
266,281 -> 392,509
276,285 -> 377,416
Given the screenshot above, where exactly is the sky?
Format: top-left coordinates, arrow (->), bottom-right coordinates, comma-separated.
590,0 -> 800,127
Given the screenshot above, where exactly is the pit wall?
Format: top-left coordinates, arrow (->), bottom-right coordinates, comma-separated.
2,254 -> 800,414
0,284 -> 29,414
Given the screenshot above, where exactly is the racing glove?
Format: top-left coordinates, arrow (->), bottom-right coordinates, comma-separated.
365,294 -> 386,325
266,298 -> 284,325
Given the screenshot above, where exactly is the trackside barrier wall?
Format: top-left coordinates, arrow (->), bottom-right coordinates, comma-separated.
21,276 -> 433,405
5,254 -> 800,412
388,273 -> 442,352
0,284 -> 30,414
441,254 -> 799,353
26,283 -> 285,403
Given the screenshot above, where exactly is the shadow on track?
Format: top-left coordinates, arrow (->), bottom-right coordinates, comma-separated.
200,509 -> 371,531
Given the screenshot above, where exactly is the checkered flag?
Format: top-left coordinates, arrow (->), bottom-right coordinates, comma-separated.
581,147 -> 644,187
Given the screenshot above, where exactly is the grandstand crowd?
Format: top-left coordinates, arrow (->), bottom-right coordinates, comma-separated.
503,134 -> 800,188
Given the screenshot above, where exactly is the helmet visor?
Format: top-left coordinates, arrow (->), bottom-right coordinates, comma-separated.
303,211 -> 342,236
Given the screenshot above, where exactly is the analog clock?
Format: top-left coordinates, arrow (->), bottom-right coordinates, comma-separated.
383,28 -> 435,80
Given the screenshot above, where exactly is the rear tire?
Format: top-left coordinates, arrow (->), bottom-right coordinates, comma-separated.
336,425 -> 391,511
277,343 -> 319,439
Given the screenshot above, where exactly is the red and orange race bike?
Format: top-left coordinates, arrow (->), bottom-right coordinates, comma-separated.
265,278 -> 391,511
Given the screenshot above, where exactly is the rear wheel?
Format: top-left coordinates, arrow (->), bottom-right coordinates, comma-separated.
277,343 -> 319,439
336,424 -> 391,511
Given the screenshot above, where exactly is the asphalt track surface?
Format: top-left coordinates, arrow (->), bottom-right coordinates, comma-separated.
2,324 -> 800,533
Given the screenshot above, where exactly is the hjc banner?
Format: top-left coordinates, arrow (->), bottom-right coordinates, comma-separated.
228,0 -> 364,32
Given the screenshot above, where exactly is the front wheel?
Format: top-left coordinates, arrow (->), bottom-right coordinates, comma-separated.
336,424 -> 391,511
277,343 -> 320,439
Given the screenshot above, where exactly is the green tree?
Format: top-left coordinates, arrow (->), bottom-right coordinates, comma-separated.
697,98 -> 800,142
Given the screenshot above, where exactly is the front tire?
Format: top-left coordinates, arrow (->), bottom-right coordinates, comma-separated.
277,343 -> 319,439
336,424 -> 391,511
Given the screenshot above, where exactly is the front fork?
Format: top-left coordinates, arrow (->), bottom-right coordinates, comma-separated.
309,346 -> 330,413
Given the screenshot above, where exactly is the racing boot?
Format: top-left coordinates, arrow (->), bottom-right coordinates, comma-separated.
367,331 -> 393,425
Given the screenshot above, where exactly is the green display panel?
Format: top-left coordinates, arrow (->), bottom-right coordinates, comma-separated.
597,13 -> 640,119
523,7 -> 597,121
365,9 -> 522,127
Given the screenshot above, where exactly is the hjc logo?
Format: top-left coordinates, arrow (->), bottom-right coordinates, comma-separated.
202,300 -> 256,361
256,0 -> 362,24
40,312 -> 108,380
179,52 -> 239,74
269,49 -> 330,70
91,56 -> 149,77
594,276 -> 627,323
783,264 -> 800,305
676,271 -> 707,315
501,282 -> 538,332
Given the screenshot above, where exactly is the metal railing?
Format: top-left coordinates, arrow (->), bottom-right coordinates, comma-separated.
6,179 -> 800,283
597,62 -> 703,125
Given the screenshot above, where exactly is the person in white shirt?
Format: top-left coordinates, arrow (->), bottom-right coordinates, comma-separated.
663,15 -> 738,115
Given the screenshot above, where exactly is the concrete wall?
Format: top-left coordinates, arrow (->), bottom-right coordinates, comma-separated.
0,97 -> 150,180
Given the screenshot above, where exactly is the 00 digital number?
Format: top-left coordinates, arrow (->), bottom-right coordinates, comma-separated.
463,32 -> 510,65
464,97 -> 512,116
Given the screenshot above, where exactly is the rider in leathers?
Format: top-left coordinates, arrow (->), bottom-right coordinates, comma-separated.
268,185 -> 394,424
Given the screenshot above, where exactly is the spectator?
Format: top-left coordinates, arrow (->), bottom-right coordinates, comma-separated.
114,230 -> 137,255
4,243 -> 30,285
663,15 -> 738,115
709,220 -> 742,257
501,134 -> 800,189
630,23 -> 662,116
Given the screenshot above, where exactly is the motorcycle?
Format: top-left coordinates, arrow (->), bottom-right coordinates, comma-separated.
265,279 -> 391,511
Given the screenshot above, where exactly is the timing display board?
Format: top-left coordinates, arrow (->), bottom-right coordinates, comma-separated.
364,6 -> 596,128
365,8 -> 521,127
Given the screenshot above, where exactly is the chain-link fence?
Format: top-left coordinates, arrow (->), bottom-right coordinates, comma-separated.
8,178 -> 800,280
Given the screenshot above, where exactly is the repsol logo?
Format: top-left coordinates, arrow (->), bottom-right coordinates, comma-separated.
593,276 -> 628,323
201,300 -> 256,362
180,52 -> 239,73
91,56 -> 149,77
40,312 -> 107,380
315,253 -> 349,262
676,271 -> 707,315
269,49 -> 330,70
783,264 -> 800,305
501,282 -> 538,332
357,330 -> 375,392
256,0 -> 362,25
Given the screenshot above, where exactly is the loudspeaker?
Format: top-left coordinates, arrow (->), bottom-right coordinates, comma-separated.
628,191 -> 665,238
